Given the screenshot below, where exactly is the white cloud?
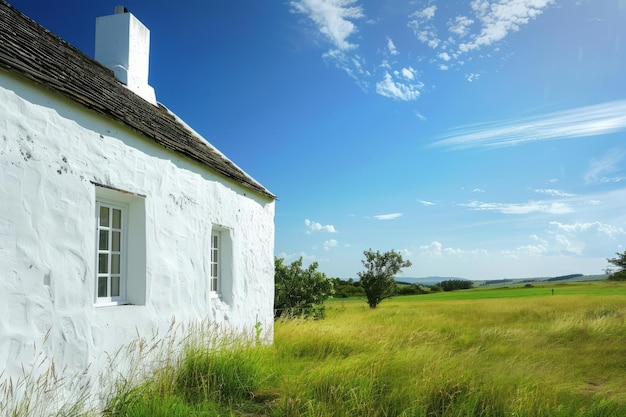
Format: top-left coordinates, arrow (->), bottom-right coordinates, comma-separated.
462,200 -> 573,214
555,234 -> 584,255
413,5 -> 437,20
584,148 -> 626,184
290,0 -> 364,51
373,213 -> 403,220
401,67 -> 416,80
418,200 -> 435,206
550,221 -> 626,238
414,111 -> 427,121
432,101 -> 626,149
458,0 -> 555,53
448,15 -> 474,37
408,0 -> 553,71
376,71 -> 422,101
419,241 -> 443,257
323,239 -> 338,250
600,176 -> 626,183
277,251 -> 317,263
534,188 -> 576,197
386,36 -> 399,55
418,240 -> 488,257
467,73 -> 480,82
305,218 -> 338,233
501,244 -> 547,257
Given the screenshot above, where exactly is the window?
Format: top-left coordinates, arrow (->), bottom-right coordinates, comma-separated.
209,230 -> 221,294
97,201 -> 126,302
94,184 -> 146,306
208,226 -> 233,302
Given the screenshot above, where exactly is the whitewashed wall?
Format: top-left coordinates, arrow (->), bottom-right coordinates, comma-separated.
0,69 -> 275,385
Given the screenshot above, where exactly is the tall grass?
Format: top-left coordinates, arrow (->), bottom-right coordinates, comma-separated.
269,282 -> 626,416
2,281 -> 626,416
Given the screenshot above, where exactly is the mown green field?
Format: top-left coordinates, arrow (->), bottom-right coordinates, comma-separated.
12,281 -> 624,416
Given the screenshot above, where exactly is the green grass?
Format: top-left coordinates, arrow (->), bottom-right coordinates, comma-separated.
4,281 -> 626,416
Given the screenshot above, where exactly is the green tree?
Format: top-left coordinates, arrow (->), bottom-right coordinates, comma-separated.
274,257 -> 334,319
437,279 -> 473,291
357,249 -> 412,308
606,251 -> 626,281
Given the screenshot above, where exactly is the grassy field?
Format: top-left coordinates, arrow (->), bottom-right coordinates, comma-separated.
6,281 -> 626,416
268,281 -> 626,416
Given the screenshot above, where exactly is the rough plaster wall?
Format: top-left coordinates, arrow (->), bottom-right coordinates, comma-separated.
0,70 -> 275,388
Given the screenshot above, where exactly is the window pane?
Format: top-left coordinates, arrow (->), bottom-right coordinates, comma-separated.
99,230 -> 109,250
98,254 -> 108,274
99,206 -> 109,227
112,231 -> 121,252
111,276 -> 120,297
211,277 -> 218,292
98,276 -> 107,297
211,249 -> 217,262
112,209 -> 122,229
211,263 -> 218,278
111,254 -> 120,274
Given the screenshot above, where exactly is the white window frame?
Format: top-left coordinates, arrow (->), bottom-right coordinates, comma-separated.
209,230 -> 221,296
96,200 -> 128,305
208,226 -> 233,302
94,184 -> 147,307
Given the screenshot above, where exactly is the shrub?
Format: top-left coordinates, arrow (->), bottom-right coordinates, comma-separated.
274,257 -> 334,319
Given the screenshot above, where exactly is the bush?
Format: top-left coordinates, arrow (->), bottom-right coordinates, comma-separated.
274,257 -> 334,319
395,284 -> 428,296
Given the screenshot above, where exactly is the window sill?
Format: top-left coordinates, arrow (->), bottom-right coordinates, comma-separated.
94,300 -> 130,308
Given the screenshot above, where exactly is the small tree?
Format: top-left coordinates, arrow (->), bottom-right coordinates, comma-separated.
274,257 -> 334,319
606,251 -> 626,281
357,249 -> 412,308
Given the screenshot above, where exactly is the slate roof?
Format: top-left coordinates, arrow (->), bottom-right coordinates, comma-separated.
0,1 -> 274,199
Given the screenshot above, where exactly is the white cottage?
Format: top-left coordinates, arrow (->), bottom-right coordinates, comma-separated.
0,1 -> 275,384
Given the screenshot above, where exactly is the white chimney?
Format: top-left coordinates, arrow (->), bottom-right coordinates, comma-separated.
95,6 -> 157,105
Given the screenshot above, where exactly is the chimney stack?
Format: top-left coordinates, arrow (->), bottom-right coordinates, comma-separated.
95,6 -> 157,105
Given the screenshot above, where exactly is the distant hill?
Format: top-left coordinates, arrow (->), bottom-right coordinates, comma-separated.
395,274 -> 608,287
395,277 -> 466,286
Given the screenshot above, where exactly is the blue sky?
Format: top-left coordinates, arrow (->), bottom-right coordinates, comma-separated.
10,0 -> 626,280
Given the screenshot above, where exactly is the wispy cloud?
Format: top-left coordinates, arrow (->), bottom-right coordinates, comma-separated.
305,218 -> 338,233
418,200 -> 435,206
290,0 -> 366,81
461,200 -> 573,214
432,101 -> 626,150
375,71 -> 423,101
584,148 -> 626,184
409,0 -> 555,70
458,0 -> 555,53
290,0 -> 364,51
373,213 -> 403,220
386,36 -> 399,55
534,188 -> 576,197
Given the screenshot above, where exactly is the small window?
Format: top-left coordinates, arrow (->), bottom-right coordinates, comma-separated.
208,226 -> 233,302
94,184 -> 146,307
96,201 -> 127,303
210,230 -> 221,294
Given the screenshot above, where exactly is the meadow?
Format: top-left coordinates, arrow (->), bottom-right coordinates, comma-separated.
4,281 -> 626,416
